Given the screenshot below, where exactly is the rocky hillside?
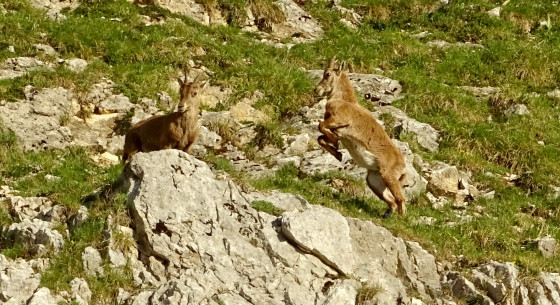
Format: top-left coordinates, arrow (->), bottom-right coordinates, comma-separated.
1,0 -> 560,304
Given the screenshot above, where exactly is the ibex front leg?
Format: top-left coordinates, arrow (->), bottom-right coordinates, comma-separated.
318,116 -> 349,162
318,135 -> 342,161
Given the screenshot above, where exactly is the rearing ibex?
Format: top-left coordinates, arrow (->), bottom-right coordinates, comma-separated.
314,56 -> 407,217
122,66 -> 207,162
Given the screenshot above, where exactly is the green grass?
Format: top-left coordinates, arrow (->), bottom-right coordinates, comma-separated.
205,153 -> 236,174
251,200 -> 285,216
40,182 -> 135,303
1,146 -> 114,212
1,243 -> 26,259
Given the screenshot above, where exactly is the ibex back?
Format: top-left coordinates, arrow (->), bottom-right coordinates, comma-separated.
122,66 -> 207,162
315,56 -> 407,217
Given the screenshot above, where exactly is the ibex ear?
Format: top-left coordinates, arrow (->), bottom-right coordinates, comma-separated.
337,62 -> 346,75
177,77 -> 184,87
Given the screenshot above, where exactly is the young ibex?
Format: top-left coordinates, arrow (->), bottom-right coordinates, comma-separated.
314,56 -> 407,217
122,67 -> 207,162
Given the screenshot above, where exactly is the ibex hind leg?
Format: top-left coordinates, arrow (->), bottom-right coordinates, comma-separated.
381,171 -> 406,216
366,171 -> 398,218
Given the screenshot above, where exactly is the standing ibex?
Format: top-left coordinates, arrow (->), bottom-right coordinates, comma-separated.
314,56 -> 407,217
122,66 -> 207,162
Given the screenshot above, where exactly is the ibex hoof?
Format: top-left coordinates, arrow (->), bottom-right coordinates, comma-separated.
335,151 -> 343,162
382,209 -> 392,219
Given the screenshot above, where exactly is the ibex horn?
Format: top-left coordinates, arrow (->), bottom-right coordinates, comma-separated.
193,72 -> 203,82
183,65 -> 190,82
328,55 -> 337,69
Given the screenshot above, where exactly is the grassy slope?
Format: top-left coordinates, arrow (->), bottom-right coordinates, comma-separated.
0,0 -> 560,301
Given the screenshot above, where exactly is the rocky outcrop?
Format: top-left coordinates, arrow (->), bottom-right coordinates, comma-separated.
4,196 -> 64,223
0,86 -> 75,151
374,106 -> 440,152
29,0 -> 79,20
33,44 -> 57,56
27,287 -> 64,305
0,79 -> 228,166
443,261 -> 560,305
0,255 -> 42,304
270,0 -> 323,42
0,57 -> 53,80
147,0 -> 215,25
120,150 -> 447,304
422,161 -> 479,206
282,206 -> 354,276
6,218 -> 65,257
0,151 -> 558,304
143,0 -> 322,43
63,58 -> 88,73
70,277 -> 92,305
393,140 -> 428,200
0,84 -> 127,156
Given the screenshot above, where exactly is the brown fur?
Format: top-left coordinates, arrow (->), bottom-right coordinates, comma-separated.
122,68 -> 206,162
314,56 -> 407,216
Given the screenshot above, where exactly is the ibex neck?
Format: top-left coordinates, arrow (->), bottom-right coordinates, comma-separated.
329,73 -> 358,103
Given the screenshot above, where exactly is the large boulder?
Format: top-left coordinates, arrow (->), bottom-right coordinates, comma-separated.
282,206 -> 355,276
121,150 -> 444,304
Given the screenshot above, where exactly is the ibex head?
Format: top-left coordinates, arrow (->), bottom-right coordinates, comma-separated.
314,55 -> 347,97
177,65 -> 208,112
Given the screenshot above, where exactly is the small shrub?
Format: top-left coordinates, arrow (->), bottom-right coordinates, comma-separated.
250,0 -> 286,30
113,110 -> 135,136
356,283 -> 383,304
251,200 -> 284,216
59,114 -> 70,126
0,209 -> 13,229
208,155 -> 236,174
0,128 -> 17,147
207,119 -> 238,145
250,122 -> 284,149
466,295 -> 485,305
1,243 -> 27,259
487,92 -> 517,120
